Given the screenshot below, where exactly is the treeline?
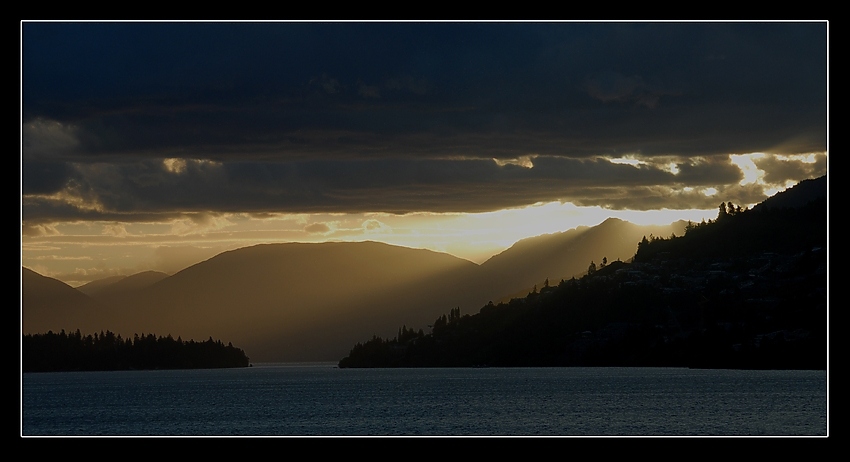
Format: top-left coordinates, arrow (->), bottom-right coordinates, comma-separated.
634,197 -> 826,262
339,194 -> 826,370
339,259 -> 825,369
23,330 -> 250,372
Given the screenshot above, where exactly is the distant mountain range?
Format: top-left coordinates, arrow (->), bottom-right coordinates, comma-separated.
76,271 -> 169,298
480,218 -> 689,301
22,267 -> 100,335
22,176 -> 826,362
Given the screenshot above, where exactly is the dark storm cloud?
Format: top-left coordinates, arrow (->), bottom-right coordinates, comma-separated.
21,160 -> 74,195
22,154 -> 796,227
21,21 -> 827,222
754,155 -> 827,185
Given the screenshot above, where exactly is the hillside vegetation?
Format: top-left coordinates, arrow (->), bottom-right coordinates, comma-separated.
339,177 -> 827,369
23,330 -> 250,372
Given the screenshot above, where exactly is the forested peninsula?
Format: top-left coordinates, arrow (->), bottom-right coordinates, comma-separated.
339,178 -> 827,370
23,330 -> 250,372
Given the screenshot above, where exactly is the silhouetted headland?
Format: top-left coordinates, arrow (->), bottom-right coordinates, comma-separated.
23,330 -> 251,372
339,176 -> 827,369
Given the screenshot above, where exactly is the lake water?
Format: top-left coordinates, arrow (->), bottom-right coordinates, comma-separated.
21,364 -> 828,436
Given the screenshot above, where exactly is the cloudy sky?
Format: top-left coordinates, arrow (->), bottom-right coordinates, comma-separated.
21,21 -> 828,286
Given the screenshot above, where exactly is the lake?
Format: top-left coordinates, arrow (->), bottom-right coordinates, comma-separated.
21,364 -> 827,436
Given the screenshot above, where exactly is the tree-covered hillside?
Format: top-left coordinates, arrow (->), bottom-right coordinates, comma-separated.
339,178 -> 827,369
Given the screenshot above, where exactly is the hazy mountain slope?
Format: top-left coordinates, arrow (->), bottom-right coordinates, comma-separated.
22,219 -> 697,362
78,271 -> 170,300
21,267 -> 101,334
76,275 -> 126,297
84,241 -> 484,361
481,218 -> 689,300
103,270 -> 169,293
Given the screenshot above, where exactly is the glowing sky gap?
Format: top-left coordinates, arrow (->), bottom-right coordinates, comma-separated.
20,22 -> 828,286
21,151 -> 826,285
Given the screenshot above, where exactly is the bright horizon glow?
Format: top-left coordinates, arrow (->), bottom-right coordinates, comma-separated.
22,202 -> 718,287
327,203 -> 717,263
21,152 -> 825,287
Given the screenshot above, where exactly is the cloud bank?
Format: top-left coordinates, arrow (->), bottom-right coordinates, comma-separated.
22,22 -> 828,227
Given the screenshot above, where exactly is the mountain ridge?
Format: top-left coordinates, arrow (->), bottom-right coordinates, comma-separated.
338,176 -> 827,369
25,222 -> 682,361
22,267 -> 102,334
22,176 -> 826,362
78,271 -> 170,299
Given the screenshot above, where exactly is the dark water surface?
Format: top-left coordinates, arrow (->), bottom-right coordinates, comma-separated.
22,364 -> 827,436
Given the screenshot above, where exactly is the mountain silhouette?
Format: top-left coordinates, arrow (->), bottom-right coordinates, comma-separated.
25,221 -> 681,362
22,177 -> 826,362
77,271 -> 170,299
753,175 -> 827,211
76,275 -> 126,297
28,241 -> 485,361
339,176 -> 827,369
21,267 -> 101,334
480,218 -> 688,300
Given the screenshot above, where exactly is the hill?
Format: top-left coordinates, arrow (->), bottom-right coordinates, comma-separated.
481,218 -> 688,300
338,176 -> 827,369
76,275 -> 126,297
77,271 -> 169,299
753,175 -> 827,211
24,176 -> 825,364
21,268 -> 101,334
25,220 -> 691,362
27,242 -> 487,362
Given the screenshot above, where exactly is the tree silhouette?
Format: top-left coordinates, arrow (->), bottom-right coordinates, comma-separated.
718,202 -> 729,221
23,331 -> 250,372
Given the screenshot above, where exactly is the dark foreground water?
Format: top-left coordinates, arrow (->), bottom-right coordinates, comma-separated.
21,364 -> 827,436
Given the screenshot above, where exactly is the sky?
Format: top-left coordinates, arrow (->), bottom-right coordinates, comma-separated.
21,21 -> 828,287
